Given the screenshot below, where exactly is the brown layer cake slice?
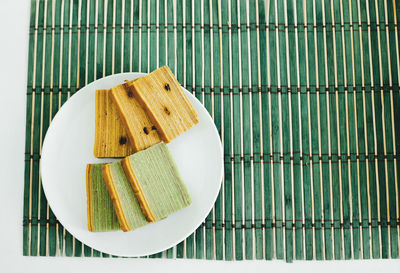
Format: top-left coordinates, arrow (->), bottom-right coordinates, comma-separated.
126,66 -> 199,143
110,83 -> 161,152
102,160 -> 149,232
94,89 -> 134,158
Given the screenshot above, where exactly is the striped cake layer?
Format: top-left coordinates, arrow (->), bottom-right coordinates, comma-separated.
122,142 -> 192,222
110,83 -> 161,152
86,163 -> 120,232
94,89 -> 134,158
102,161 -> 148,232
127,66 -> 198,143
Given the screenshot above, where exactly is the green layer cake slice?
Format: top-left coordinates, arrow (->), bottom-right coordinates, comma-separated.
86,164 -> 120,232
102,161 -> 149,232
121,142 -> 192,222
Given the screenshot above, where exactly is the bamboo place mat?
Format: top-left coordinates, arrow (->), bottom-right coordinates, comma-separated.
23,0 -> 400,261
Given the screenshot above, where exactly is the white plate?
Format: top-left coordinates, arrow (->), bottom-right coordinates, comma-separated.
41,73 -> 223,257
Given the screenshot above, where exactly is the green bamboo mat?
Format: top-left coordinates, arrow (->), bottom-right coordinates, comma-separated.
23,0 -> 400,261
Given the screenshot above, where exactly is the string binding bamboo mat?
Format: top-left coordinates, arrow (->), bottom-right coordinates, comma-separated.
23,0 -> 400,261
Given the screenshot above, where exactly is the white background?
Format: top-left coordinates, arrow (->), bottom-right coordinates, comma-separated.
1,0 -> 399,272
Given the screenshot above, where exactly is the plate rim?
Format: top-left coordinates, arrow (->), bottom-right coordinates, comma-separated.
40,72 -> 224,256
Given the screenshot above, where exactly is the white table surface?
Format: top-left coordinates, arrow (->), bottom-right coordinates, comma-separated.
1,0 -> 399,272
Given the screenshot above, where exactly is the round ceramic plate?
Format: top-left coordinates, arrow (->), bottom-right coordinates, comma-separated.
41,73 -> 223,257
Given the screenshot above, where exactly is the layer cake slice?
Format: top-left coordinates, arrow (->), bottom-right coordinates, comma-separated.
86,163 -> 120,232
102,161 -> 149,232
121,142 -> 192,222
109,83 -> 161,152
126,66 -> 198,143
94,89 -> 134,158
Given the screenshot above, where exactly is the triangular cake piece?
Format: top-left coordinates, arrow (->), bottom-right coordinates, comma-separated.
86,163 -> 120,232
121,142 -> 192,222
